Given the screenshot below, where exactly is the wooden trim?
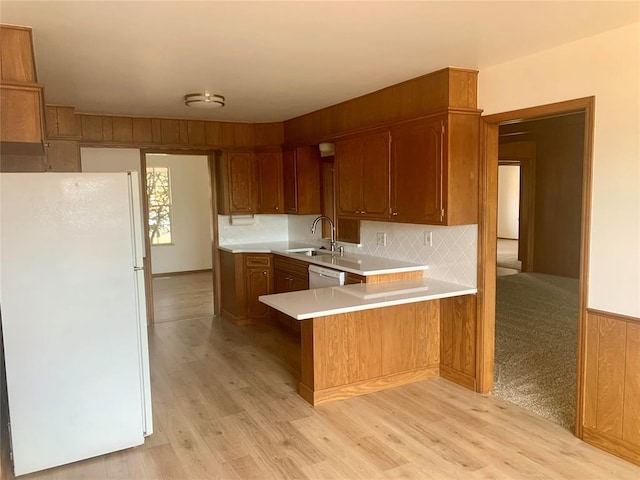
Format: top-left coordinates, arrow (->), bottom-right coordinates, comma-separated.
583,427 -> 640,467
586,309 -> 640,325
300,366 -> 439,406
476,120 -> 497,394
152,268 -> 212,278
576,97 -> 595,438
139,151 -> 154,325
482,97 -> 594,125
440,365 -> 477,390
480,97 -> 595,435
209,152 -> 221,317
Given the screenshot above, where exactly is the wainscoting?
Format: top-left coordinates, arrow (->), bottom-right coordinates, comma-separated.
582,309 -> 640,466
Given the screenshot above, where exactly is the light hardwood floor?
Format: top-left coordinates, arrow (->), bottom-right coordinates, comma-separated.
152,271 -> 214,323
9,310 -> 640,479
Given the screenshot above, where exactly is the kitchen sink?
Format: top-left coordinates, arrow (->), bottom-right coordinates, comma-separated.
285,247 -> 334,256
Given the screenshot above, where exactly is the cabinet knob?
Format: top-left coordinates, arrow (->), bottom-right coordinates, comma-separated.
391,211 -> 398,216
263,271 -> 267,275
275,206 -> 279,210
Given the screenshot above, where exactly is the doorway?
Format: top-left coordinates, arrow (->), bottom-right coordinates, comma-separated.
143,153 -> 215,323
492,113 -> 585,430
477,97 -> 594,437
497,162 -> 521,276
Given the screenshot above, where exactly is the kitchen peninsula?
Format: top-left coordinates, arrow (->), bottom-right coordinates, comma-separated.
226,240 -> 479,406
260,273 -> 476,405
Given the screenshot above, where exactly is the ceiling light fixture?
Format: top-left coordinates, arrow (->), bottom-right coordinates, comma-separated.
184,92 -> 225,109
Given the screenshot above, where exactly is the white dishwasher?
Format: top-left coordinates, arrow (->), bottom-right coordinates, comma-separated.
308,264 -> 345,288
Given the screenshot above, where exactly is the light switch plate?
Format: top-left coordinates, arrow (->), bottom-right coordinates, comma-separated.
424,231 -> 433,246
376,232 -> 387,246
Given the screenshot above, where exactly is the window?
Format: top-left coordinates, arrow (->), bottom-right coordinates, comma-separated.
146,166 -> 173,245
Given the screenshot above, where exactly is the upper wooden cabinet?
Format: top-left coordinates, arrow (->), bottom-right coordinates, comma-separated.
0,25 -> 37,83
256,150 -> 284,214
335,130 -> 390,220
0,25 -> 45,158
390,117 -> 444,224
283,146 -> 321,214
390,112 -> 479,225
216,151 -> 258,215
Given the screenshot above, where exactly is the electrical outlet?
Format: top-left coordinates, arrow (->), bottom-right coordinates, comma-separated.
376,232 -> 387,246
424,231 -> 433,246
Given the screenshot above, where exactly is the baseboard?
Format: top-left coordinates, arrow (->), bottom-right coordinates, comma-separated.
439,365 -> 477,391
152,268 -> 212,278
300,365 -> 439,406
583,427 -> 640,466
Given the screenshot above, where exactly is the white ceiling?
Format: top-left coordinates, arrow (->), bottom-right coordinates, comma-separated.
2,1 -> 639,123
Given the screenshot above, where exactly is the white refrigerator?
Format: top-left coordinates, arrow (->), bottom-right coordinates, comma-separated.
0,172 -> 153,476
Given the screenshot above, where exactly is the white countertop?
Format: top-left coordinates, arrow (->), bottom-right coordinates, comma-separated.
259,278 -> 477,320
218,242 -> 428,276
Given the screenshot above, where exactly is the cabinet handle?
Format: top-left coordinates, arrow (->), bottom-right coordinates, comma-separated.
391,211 -> 398,216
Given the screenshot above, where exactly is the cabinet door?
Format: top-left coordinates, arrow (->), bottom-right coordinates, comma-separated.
45,139 -> 81,172
335,131 -> 390,220
293,146 -> 322,215
335,136 -> 364,217
391,118 -> 444,224
220,152 -> 258,215
283,149 -> 298,213
1,85 -> 43,152
245,267 -> 272,319
274,269 -> 293,293
361,131 -> 390,218
257,151 -> 284,214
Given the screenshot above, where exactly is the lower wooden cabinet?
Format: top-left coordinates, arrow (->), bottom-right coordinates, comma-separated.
245,255 -> 273,320
219,250 -> 273,324
273,255 -> 309,333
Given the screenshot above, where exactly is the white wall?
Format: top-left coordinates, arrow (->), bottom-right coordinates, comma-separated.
479,22 -> 640,317
80,147 -> 146,257
497,165 -> 520,239
146,154 -> 212,274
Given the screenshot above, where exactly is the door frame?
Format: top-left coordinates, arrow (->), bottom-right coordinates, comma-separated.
477,97 -> 595,439
140,149 -> 221,325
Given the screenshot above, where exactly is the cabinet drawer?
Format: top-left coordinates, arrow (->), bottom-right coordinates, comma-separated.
274,255 -> 309,278
244,254 -> 272,267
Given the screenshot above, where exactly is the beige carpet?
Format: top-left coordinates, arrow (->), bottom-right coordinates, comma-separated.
493,272 -> 579,430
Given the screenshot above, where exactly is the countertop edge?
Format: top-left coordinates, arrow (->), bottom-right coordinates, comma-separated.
218,243 -> 429,276
259,280 -> 478,320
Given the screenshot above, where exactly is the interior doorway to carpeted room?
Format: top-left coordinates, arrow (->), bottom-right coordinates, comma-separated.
493,112 -> 585,431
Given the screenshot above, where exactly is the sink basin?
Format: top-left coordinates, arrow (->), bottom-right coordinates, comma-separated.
285,247 -> 334,256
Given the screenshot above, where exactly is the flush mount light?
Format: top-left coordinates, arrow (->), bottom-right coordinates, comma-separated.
184,92 -> 225,109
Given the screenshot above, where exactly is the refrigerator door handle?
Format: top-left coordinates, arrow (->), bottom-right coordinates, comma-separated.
134,267 -> 144,271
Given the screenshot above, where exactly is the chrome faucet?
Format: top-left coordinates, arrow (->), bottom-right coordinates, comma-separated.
310,215 -> 337,252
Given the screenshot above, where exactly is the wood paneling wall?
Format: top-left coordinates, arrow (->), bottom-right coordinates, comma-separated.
300,301 -> 440,405
284,68 -> 478,145
440,295 -> 477,390
72,111 -> 283,149
582,309 -> 640,466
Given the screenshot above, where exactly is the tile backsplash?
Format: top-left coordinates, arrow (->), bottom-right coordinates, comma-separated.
219,215 -> 477,287
218,215 -> 288,245
340,221 -> 478,287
